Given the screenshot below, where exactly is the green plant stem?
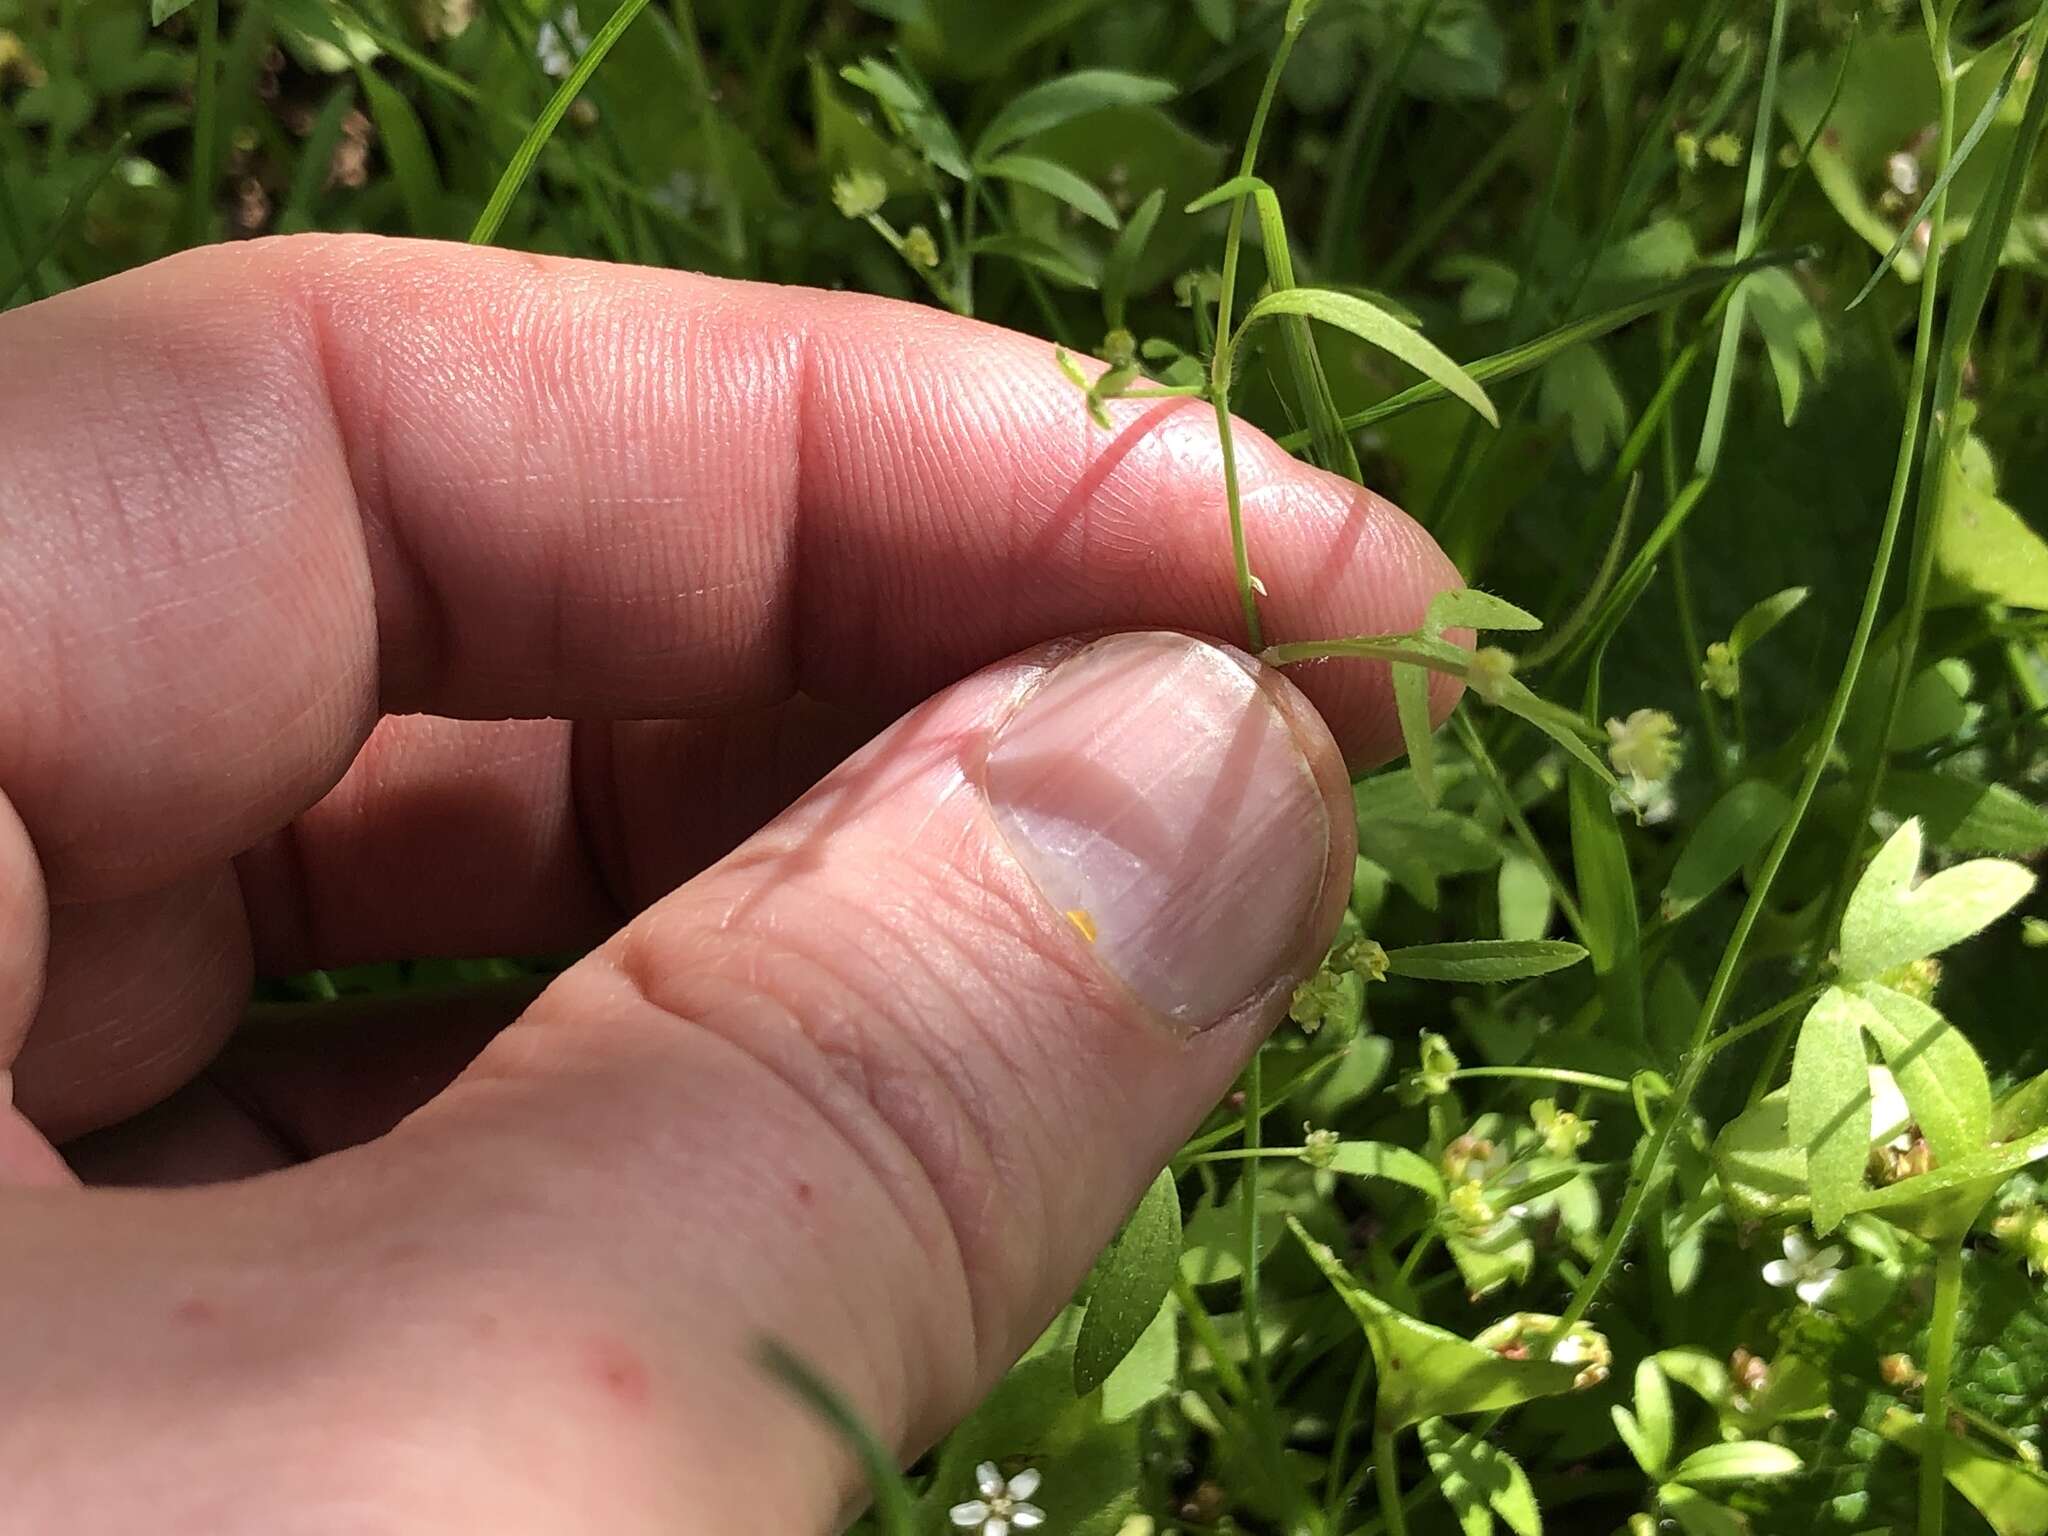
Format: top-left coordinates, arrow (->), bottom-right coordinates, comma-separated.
1209,3 -> 1308,649
1453,708 -> 1590,944
671,0 -> 746,269
469,0 -> 659,245
1557,75 -> 1953,1329
1921,1240 -> 1965,1536
1697,987 -> 1822,1061
1373,1426 -> 1410,1536
1446,1066 -> 1632,1094
1172,1272 -> 1252,1403
185,0 -> 221,248
1241,1051 -> 1268,1392
1325,1348 -> 1373,1518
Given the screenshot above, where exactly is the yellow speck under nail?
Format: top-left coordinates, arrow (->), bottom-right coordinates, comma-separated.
1065,908 -> 1098,944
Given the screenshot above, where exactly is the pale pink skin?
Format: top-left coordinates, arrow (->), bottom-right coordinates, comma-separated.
0,237 -> 1459,1533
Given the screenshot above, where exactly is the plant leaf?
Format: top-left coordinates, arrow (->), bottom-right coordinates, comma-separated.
1497,854 -> 1554,942
1670,1440 -> 1803,1486
1883,770 -> 2048,857
1712,1088 -> 1811,1221
1876,1406 -> 2048,1536
978,152 -> 1120,227
1427,588 -> 1544,633
1327,1140 -> 1447,1200
1240,287 -> 1499,427
757,1340 -> 919,1535
966,233 -> 1098,288
1381,939 -> 1588,983
1839,819 -> 2036,982
1632,1356 -> 1677,1477
1663,780 -> 1792,920
1291,1217 -> 1581,1430
1420,1417 -> 1544,1536
1788,986 -> 1873,1235
151,0 -> 198,22
1101,187 -> 1164,329
842,58 -> 970,179
1661,1487 -> 1749,1536
1074,1168 -> 1182,1396
1395,663 -> 1439,807
1728,585 -> 1812,657
974,70 -> 1175,160
1845,981 -> 1992,1169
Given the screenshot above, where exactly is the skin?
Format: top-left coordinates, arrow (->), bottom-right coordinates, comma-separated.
0,235 -> 1459,1535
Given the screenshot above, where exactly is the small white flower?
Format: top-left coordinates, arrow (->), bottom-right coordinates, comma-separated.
1763,1228 -> 1843,1306
535,5 -> 588,77
951,1462 -> 1045,1535
1869,1064 -> 1914,1152
1886,150 -> 1922,199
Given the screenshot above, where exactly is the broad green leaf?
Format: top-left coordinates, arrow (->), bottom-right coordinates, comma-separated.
967,233 -> 1097,289
1327,1140 -> 1446,1201
1934,431 -> 2048,611
1497,854 -> 1554,942
974,70 -> 1175,161
1419,1417 -> 1543,1536
1728,585 -> 1812,657
842,58 -> 970,179
1427,588 -> 1543,633
1240,287 -> 1499,427
1290,1218 -> 1582,1430
1839,820 -> 2036,982
1995,1067 -> 2048,1143
1845,982 -> 1992,1169
1353,771 -> 1501,908
1883,771 -> 2048,858
1841,1131 -> 2048,1228
1742,269 -> 1827,423
978,153 -> 1119,228
1074,1168 -> 1182,1395
1394,662 -> 1439,807
1877,1408 -> 2048,1536
1790,987 -> 1874,1234
1098,1292 -> 1176,1422
1670,1440 -> 1803,1486
1101,187 -> 1164,329
1661,1488 -> 1748,1536
1663,780 -> 1792,920
1382,939 -> 1588,983
1537,341 -> 1627,470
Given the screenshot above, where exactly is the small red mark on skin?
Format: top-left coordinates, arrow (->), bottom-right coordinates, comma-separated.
589,1335 -> 651,1414
794,1181 -> 815,1206
174,1298 -> 218,1327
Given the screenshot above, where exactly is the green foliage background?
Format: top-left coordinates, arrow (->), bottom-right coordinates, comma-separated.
9,0 -> 2048,1532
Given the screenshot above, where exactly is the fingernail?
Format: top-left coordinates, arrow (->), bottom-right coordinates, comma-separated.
985,632 -> 1335,1031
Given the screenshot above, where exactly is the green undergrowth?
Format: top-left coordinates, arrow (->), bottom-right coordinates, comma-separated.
12,0 -> 2048,1530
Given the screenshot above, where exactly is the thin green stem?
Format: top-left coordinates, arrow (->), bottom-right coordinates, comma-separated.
1172,1272 -> 1252,1404
1445,1066 -> 1633,1095
1241,1052 -> 1268,1393
1697,987 -> 1822,1062
1920,1241 -> 1965,1536
1373,1427 -> 1410,1536
1453,709 -> 1590,944
1325,1348 -> 1373,1517
185,0 -> 221,248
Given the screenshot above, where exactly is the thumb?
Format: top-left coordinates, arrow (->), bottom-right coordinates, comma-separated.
386,630 -> 1355,1530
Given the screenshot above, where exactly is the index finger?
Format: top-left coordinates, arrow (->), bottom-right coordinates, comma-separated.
0,234 -> 1458,901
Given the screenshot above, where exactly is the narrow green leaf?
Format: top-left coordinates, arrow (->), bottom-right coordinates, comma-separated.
1613,1406 -> 1662,1482
1846,35 -> 2033,311
1102,187 -> 1164,330
1382,939 -> 1589,983
0,129 -> 132,308
978,152 -> 1120,228
1074,1168 -> 1182,1396
1428,589 -> 1544,633
469,0 -> 657,245
975,70 -> 1175,161
1293,1218 -> 1583,1430
152,0 -> 198,23
1493,675 -> 1621,789
1241,286 -> 1499,427
1846,981 -> 1992,1169
1631,1357 -> 1676,1477
1184,172 -> 1272,215
1883,771 -> 2048,858
842,57 -> 970,179
1727,586 -> 1811,657
1327,1141 -> 1447,1200
1420,1418 -> 1544,1536
1569,659 -> 1642,1045
1839,820 -> 2036,982
1996,1067 -> 2048,1143
1661,1488 -> 1749,1536
1663,780 -> 1793,920
1842,1132 -> 2048,1223
1876,1409 -> 2048,1536
1670,1441 -> 1803,1486
358,67 -> 443,238
1497,854 -> 1554,942
1789,986 -> 1873,1234
757,1340 -> 918,1535
1395,663 -> 1438,807
966,233 -> 1098,289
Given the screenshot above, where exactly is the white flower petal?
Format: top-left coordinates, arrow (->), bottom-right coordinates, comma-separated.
1006,1469 -> 1041,1500
986,1521 -> 1009,1536
1782,1230 -> 1812,1264
976,1463 -> 1006,1498
1012,1507 -> 1046,1529
950,1502 -> 990,1528
1796,1273 -> 1837,1306
1762,1259 -> 1796,1288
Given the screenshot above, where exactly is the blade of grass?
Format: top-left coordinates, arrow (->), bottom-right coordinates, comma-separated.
183,0 -> 221,248
469,0 -> 660,246
0,130 -> 132,307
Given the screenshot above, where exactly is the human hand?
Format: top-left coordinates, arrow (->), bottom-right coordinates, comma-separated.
0,235 -> 1458,1533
